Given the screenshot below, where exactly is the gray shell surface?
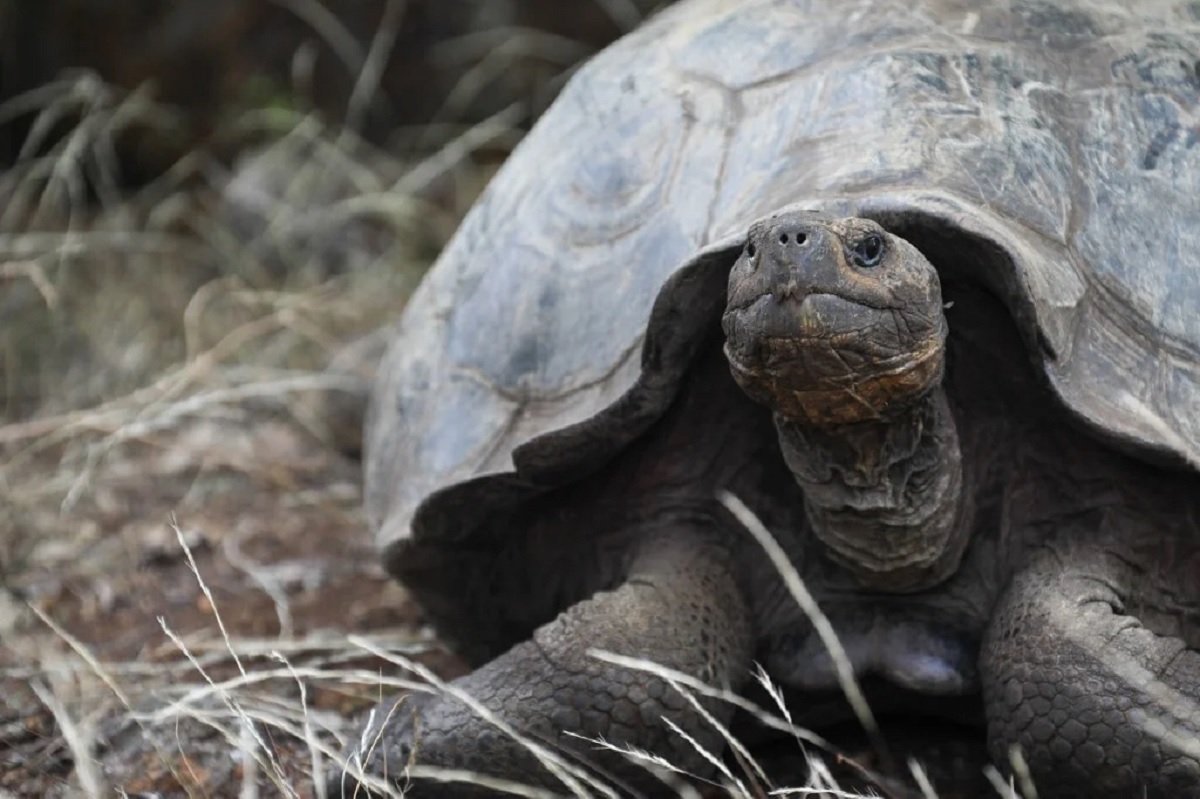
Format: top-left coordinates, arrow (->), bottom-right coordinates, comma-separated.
367,0 -> 1200,566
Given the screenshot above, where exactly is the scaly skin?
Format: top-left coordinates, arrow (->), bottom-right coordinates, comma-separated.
330,527 -> 752,797
982,544 -> 1200,797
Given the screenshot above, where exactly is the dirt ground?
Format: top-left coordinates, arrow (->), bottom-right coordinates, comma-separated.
0,125 -> 474,795
1,414 -> 470,796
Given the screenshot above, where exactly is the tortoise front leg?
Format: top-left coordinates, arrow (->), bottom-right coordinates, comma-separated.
981,544 -> 1200,798
329,526 -> 753,797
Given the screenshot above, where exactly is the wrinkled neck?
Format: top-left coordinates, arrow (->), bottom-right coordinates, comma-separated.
775,388 -> 968,592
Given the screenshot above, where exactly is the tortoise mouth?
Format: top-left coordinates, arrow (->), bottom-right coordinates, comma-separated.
725,288 -> 898,315
721,286 -> 947,426
724,340 -> 945,425
722,291 -> 926,376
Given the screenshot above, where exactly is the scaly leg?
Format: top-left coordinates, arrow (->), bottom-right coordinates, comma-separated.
982,544 -> 1200,798
330,526 -> 753,796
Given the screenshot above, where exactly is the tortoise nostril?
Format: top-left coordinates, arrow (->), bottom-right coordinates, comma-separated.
795,232 -> 808,245
780,233 -> 789,244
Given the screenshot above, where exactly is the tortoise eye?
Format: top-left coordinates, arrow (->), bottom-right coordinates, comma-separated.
746,242 -> 757,259
851,234 -> 884,268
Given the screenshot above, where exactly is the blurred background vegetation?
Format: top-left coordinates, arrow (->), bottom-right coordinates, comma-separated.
0,0 -> 663,170
0,0 -> 668,421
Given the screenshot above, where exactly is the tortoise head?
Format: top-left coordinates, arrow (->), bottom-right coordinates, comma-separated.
722,211 -> 948,426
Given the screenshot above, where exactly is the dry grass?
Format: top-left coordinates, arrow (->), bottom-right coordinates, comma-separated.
0,4 -> 1026,798
0,40 -> 522,796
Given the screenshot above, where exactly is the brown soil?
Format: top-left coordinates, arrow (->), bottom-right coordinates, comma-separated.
1,415 -> 469,797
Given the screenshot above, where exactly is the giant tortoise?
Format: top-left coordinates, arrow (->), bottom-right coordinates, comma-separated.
334,0 -> 1200,796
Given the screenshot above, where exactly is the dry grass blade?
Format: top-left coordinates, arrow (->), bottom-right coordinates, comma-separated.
157,617 -> 299,798
751,664 -> 801,749
138,667 -> 430,725
661,715 -> 749,795
0,77 -> 85,127
0,260 -> 58,307
747,661 -> 905,798
565,666 -> 755,796
47,371 -> 363,509
0,337 -> 355,460
584,651 -> 918,799
240,719 -> 262,799
344,0 -> 405,133
268,0 -> 367,75
592,0 -> 645,31
348,634 -> 619,799
25,604 -> 204,797
172,518 -> 246,679
983,765 -> 1019,798
907,759 -> 939,799
165,699 -> 397,797
158,519 -> 300,796
29,679 -> 105,799
392,102 -> 524,197
586,650 -> 833,751
222,531 -> 296,639
662,676 -> 770,794
718,493 -> 891,772
1005,746 -> 1038,799
25,605 -> 136,721
425,42 -> 541,129
430,27 -> 592,68
404,766 -> 571,798
0,230 -> 183,259
183,630 -> 433,659
274,654 -> 325,799
565,733 -> 716,795
768,786 -> 885,798
0,74 -> 179,230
